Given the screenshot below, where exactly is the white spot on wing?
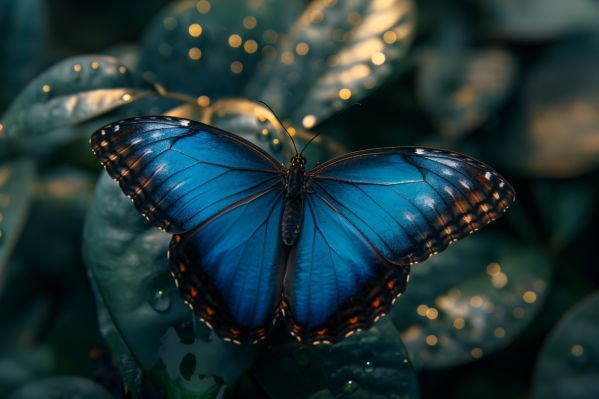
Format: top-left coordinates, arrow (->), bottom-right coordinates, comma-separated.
180,120 -> 190,127
422,195 -> 435,208
484,171 -> 492,181
415,148 -> 425,155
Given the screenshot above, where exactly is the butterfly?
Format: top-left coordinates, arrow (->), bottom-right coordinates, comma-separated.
90,115 -> 514,345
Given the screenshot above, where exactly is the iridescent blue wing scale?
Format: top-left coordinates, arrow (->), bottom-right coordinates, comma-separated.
284,147 -> 514,343
90,116 -> 286,343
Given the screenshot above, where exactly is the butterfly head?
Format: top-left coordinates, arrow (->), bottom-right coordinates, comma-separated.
290,153 -> 306,169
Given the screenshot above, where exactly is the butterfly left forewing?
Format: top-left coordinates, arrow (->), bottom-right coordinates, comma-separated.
90,116 -> 285,233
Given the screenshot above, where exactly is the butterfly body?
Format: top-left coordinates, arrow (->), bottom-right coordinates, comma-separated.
282,154 -> 307,246
91,116 -> 515,345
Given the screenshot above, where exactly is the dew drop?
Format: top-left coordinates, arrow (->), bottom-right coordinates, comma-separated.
343,379 -> 358,394
569,344 -> 592,368
270,138 -> 282,152
363,360 -> 374,373
151,290 -> 171,312
258,128 -> 270,141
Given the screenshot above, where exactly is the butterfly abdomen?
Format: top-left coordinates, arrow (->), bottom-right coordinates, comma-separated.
282,197 -> 303,246
282,157 -> 306,246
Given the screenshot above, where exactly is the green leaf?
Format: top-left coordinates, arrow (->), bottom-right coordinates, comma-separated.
0,159 -> 35,284
532,292 -> 599,399
139,0 -> 304,98
0,347 -> 55,398
94,284 -> 143,398
7,377 -> 114,399
0,0 -> 48,109
391,231 -> 552,369
83,173 -> 256,399
246,0 -> 417,128
417,47 -> 517,139
253,319 -> 419,399
0,56 -> 154,141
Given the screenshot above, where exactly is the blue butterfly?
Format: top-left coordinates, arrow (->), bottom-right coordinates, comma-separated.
90,115 -> 514,344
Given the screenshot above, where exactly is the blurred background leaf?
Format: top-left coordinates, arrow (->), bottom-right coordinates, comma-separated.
0,0 -> 48,109
392,230 -> 551,369
416,47 -> 516,140
0,159 -> 35,282
532,292 -> 599,399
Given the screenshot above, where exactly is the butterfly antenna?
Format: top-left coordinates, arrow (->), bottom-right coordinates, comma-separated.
257,101 -> 299,154
299,131 -> 323,154
299,102 -> 362,154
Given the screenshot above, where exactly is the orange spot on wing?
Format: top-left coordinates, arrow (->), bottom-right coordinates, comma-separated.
349,316 -> 359,324
316,329 -> 328,336
230,328 -> 241,336
205,306 -> 215,316
190,287 -> 198,297
372,297 -> 382,308
178,263 -> 186,273
387,280 -> 395,289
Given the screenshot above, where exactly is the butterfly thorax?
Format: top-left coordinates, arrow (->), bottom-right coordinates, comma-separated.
282,154 -> 307,246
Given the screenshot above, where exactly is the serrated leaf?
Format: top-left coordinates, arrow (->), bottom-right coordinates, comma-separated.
253,319 -> 419,399
391,231 -> 552,369
246,0 -> 417,128
7,377 -> 114,399
83,173 -> 256,399
0,159 -> 35,283
417,47 -> 516,139
139,0 -> 304,98
0,56 -> 154,141
532,292 -> 599,399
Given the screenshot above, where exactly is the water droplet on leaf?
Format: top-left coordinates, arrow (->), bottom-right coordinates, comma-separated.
569,343 -> 592,368
150,289 -> 171,312
343,379 -> 358,394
